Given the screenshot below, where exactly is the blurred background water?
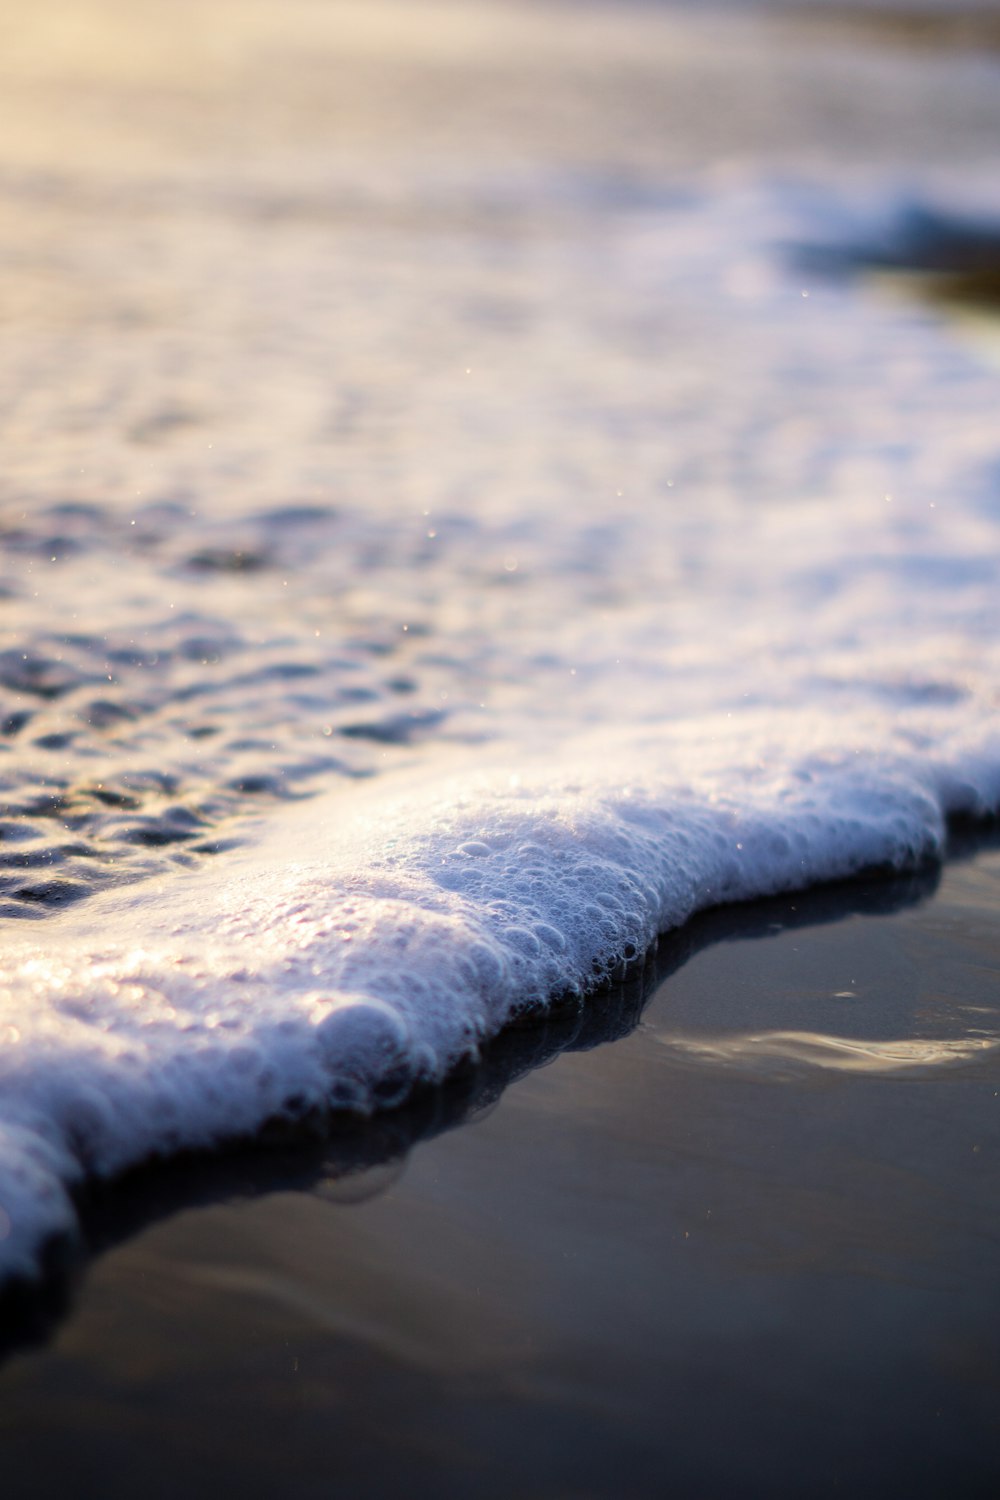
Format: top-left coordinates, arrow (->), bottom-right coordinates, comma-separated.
3,0 -> 1000,917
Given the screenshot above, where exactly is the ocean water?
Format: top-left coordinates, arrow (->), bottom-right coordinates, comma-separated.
2,0 -> 1000,1283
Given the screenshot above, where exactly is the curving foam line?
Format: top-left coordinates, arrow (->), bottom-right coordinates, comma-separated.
2,716 -> 999,1281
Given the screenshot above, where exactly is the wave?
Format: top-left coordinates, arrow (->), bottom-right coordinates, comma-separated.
2,713 -> 999,1283
3,13 -> 1000,1287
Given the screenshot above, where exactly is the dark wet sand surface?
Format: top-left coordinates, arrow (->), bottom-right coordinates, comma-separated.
1,847 -> 998,1499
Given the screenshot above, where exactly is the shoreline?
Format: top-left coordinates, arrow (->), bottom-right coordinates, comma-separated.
1,817 -> 993,1365
1,837 -> 998,1495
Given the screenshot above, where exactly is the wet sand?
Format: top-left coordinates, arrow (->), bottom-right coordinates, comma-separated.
1,843 -> 998,1498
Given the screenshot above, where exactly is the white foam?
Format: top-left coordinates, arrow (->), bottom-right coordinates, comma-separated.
4,1 -> 1000,1284
2,707 -> 1000,1277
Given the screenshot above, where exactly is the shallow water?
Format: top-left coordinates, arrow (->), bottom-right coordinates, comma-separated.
2,0 -> 1000,1283
1,849 -> 998,1498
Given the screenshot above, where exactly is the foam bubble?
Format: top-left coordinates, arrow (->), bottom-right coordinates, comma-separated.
1,712 -> 999,1278
4,2 -> 1000,1285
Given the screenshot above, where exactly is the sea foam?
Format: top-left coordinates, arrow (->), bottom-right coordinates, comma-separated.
2,707 -> 1000,1279
3,0 -> 1000,1285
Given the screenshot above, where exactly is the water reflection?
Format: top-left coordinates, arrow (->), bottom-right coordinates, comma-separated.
661,1027 -> 1000,1075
